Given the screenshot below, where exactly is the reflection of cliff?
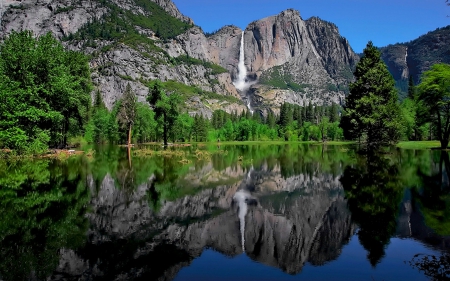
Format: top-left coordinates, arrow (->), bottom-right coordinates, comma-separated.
396,152 -> 450,252
48,161 -> 354,280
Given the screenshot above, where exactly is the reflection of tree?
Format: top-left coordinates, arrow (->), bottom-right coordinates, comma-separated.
149,157 -> 187,211
413,151 -> 450,236
0,159 -> 89,281
409,253 -> 450,281
340,154 -> 403,266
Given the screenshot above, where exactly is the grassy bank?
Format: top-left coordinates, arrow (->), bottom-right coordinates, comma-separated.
396,141 -> 442,150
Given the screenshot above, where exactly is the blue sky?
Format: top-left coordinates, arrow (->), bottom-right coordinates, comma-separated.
172,0 -> 449,53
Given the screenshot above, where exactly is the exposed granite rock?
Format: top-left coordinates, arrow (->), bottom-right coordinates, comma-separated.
381,44 -> 409,81
0,0 -> 361,115
1,0 -> 107,39
206,25 -> 242,78
380,26 -> 450,96
305,17 -> 359,84
150,0 -> 192,24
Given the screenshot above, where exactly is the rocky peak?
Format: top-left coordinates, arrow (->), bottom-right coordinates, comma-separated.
150,0 -> 193,24
245,8 -> 319,73
305,16 -> 359,82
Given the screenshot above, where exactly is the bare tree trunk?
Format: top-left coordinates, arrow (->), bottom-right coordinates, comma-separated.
128,124 -> 132,146
128,145 -> 132,169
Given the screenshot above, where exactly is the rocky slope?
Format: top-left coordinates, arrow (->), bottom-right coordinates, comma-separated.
0,0 -> 247,117
0,0 -> 359,117
380,25 -> 450,98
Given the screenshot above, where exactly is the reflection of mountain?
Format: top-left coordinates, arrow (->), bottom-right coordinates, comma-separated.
397,197 -> 450,252
49,161 -> 355,280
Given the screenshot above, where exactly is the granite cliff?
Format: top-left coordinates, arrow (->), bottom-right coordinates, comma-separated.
380,25 -> 450,98
0,0 -> 360,117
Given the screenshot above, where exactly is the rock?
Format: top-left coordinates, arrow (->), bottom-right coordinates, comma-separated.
380,26 -> 450,97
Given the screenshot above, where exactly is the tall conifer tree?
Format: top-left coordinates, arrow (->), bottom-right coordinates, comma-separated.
340,41 -> 402,149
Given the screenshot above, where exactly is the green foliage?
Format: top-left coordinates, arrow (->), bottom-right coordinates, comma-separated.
66,0 -> 192,44
54,6 -> 75,14
172,55 -> 227,75
259,66 -> 309,92
341,41 -> 402,149
0,158 -> 89,281
144,79 -> 240,104
0,30 -> 92,153
417,63 -> 450,149
147,81 -> 181,145
134,103 -> 157,143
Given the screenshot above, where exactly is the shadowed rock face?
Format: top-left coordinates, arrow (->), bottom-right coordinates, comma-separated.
380,26 -> 450,96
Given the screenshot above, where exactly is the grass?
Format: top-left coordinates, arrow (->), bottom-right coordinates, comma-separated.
396,141 -> 442,150
190,140 -> 353,146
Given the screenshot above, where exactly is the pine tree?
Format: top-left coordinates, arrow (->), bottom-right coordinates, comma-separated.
329,103 -> 339,123
147,81 -> 180,146
407,75 -> 416,100
341,41 -> 402,149
266,110 -> 276,128
306,101 -> 314,123
279,103 -> 290,128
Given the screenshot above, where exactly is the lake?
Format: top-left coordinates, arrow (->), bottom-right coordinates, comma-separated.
1,143 -> 449,281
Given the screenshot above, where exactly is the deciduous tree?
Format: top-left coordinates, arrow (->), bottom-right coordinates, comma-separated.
0,31 -> 92,152
417,63 -> 450,149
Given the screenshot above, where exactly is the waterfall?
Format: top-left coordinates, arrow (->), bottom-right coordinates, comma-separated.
234,32 -> 248,91
233,31 -> 254,114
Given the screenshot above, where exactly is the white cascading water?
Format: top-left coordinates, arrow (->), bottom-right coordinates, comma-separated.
233,190 -> 249,252
234,31 -> 248,91
233,31 -> 254,113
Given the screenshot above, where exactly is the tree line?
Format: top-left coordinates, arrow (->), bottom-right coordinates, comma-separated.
88,81 -> 345,146
2,31 -> 450,154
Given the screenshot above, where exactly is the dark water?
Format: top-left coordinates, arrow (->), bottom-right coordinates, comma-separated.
1,144 -> 450,281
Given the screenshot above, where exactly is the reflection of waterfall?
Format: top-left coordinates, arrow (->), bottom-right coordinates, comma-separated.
233,190 -> 251,252
233,31 -> 254,114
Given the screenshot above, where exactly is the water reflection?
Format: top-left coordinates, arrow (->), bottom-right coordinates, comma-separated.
1,145 -> 450,280
0,158 -> 89,281
340,153 -> 404,266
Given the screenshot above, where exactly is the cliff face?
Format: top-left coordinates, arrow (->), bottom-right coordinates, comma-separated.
241,10 -> 357,112
0,0 -> 358,116
380,25 -> 450,97
0,0 -> 247,117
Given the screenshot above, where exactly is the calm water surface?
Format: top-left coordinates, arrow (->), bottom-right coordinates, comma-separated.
1,144 -> 450,281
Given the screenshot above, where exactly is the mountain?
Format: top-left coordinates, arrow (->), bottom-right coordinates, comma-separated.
380,25 -> 450,98
0,0 -> 358,117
